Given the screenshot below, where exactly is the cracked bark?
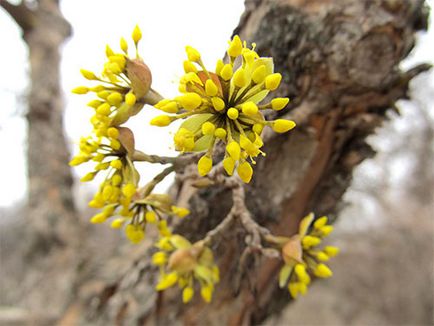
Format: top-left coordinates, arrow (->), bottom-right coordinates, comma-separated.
60,0 -> 430,325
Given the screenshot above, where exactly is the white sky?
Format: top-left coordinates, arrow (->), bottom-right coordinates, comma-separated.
0,0 -> 433,208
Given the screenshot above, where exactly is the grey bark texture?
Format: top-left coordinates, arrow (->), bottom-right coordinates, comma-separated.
57,0 -> 430,325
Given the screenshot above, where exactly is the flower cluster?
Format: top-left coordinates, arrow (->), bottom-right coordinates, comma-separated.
69,129 -> 138,210
72,25 -> 152,130
268,213 -> 339,299
70,27 -> 189,244
152,234 -> 219,303
150,36 -> 296,183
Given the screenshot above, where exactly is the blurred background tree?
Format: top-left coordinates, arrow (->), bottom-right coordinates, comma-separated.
0,0 -> 432,325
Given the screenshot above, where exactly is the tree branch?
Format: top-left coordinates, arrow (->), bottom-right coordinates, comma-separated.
0,0 -> 35,32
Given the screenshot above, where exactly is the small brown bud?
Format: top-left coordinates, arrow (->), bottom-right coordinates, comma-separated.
117,127 -> 135,156
282,235 -> 303,264
126,58 -> 152,98
168,249 -> 197,273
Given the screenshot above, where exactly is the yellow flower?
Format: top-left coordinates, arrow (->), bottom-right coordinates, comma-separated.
270,213 -> 338,298
72,26 -> 152,129
150,35 -> 295,182
153,235 -> 219,304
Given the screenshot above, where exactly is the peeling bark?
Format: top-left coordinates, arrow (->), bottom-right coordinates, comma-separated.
61,0 -> 430,325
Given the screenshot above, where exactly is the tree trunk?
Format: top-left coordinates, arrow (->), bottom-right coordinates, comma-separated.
0,0 -> 78,252
61,0 -> 429,324
0,0 -> 80,319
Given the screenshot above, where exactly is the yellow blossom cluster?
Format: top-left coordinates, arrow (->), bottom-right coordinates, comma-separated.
70,26 -> 190,244
150,35 -> 296,183
269,213 -> 339,299
153,234 -> 220,303
72,25 -> 151,131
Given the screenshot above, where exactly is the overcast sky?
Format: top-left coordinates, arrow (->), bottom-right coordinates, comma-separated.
0,0 -> 432,208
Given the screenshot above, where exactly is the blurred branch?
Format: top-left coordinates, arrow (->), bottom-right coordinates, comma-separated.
0,0 -> 36,32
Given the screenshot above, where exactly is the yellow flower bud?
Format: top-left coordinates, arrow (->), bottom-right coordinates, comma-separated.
110,218 -> 125,229
316,252 -> 330,262
72,86 -> 89,94
80,172 -> 96,182
152,252 -> 167,267
132,25 -> 142,44
156,272 -> 178,290
226,141 -> 241,160
211,97 -> 225,111
205,79 -> 218,97
237,161 -> 253,183
252,65 -> 267,84
110,139 -> 121,150
87,99 -> 103,109
241,102 -> 258,116
227,35 -> 243,57
95,162 -> 110,170
320,225 -> 334,236
150,115 -> 172,127
107,62 -> 122,74
90,213 -> 107,224
302,235 -> 321,248
198,155 -> 213,176
214,128 -> 227,139
227,108 -> 239,120
272,119 -> 296,133
110,159 -> 123,170
171,206 -> 190,218
80,69 -> 98,80
223,157 -> 235,175
111,174 -> 122,186
201,121 -> 216,135
183,60 -> 197,73
233,68 -> 249,88
107,127 -> 119,139
125,92 -> 136,106
145,210 -> 157,223
107,92 -> 123,106
271,98 -> 290,111
69,155 -> 89,166
314,216 -> 328,229
104,45 -> 113,58
185,45 -> 201,62
122,183 -> 136,198
215,59 -> 224,75
183,287 -> 194,303
314,263 -> 333,278
125,224 -> 145,244
265,73 -> 282,91
120,37 -> 128,53
177,92 -> 202,110
96,103 -> 111,116
288,282 -> 300,298
97,90 -> 110,99
324,246 -> 340,257
253,123 -> 264,134
220,64 -> 233,81
200,285 -> 213,303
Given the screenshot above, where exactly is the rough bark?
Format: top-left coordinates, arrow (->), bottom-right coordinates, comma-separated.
61,0 -> 430,325
0,0 -> 78,251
